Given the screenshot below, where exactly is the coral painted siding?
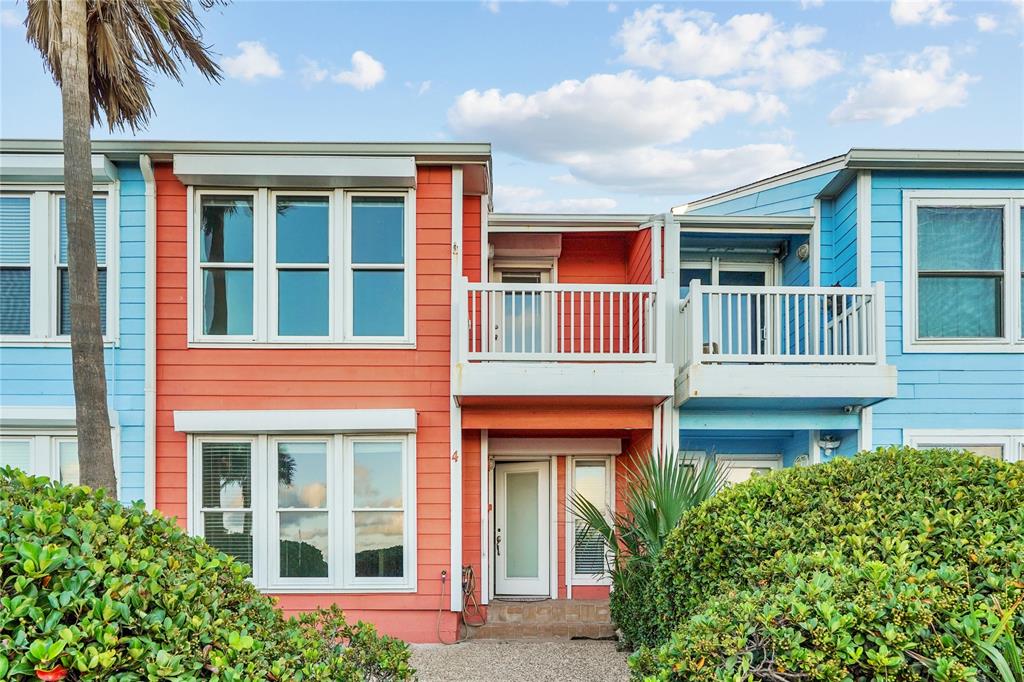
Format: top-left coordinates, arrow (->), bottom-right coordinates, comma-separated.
463,196 -> 482,283
628,227 -> 654,285
153,163 -> 458,642
558,233 -> 629,284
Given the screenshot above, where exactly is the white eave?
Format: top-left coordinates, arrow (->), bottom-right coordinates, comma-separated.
173,153 -> 417,189
676,214 -> 815,234
173,408 -> 418,434
0,153 -> 118,183
488,213 -> 658,232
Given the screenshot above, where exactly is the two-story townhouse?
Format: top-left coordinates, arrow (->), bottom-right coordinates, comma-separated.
671,148 -> 1024,469
0,147 -> 148,503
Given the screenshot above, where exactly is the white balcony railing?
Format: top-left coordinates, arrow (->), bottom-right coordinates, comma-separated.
458,278 -> 664,362
679,281 -> 887,367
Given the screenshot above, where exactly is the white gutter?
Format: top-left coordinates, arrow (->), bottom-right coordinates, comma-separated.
140,154 -> 157,510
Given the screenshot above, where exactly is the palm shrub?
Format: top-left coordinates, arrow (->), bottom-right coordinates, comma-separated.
632,447 -> 1024,681
569,451 -> 726,646
0,468 -> 413,681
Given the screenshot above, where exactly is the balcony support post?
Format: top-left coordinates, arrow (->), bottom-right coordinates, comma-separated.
873,281 -> 886,365
690,280 -> 703,366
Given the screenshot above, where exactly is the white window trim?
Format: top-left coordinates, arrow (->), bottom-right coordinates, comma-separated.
187,187 -> 416,347
566,455 -> 614,588
0,428 -> 122,496
904,429 -> 1023,463
188,432 -> 417,593
0,183 -> 119,346
902,190 -> 1024,353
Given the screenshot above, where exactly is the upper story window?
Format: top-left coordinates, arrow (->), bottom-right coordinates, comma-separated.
0,189 -> 115,344
190,189 -> 414,345
904,191 -> 1024,352
192,433 -> 415,591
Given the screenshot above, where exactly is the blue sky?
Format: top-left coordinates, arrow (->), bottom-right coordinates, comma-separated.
2,0 -> 1022,212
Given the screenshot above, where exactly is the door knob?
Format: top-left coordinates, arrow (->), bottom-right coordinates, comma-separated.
496,530 -> 501,556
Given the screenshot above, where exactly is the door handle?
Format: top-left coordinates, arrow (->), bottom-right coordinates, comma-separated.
496,529 -> 501,556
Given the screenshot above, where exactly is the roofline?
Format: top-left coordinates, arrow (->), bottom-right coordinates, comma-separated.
0,138 -> 493,164
488,212 -> 659,232
676,214 -> 814,235
678,147 -> 1024,213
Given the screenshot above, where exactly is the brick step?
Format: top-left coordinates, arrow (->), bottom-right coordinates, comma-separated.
467,599 -> 616,640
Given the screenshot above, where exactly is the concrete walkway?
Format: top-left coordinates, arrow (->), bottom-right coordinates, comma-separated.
410,639 -> 630,681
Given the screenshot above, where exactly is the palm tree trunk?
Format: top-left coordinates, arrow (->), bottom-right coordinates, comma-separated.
61,0 -> 116,494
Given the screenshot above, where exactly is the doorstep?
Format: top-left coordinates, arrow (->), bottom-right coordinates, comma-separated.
467,599 -> 616,640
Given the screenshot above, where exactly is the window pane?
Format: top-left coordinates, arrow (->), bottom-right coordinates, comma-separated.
574,463 -> 606,508
0,439 -> 31,473
276,197 -> 329,264
59,268 -> 106,335
277,442 -> 327,508
919,276 -> 1001,338
202,269 -> 253,335
918,207 -> 1002,271
204,512 -> 253,567
573,462 -> 607,576
574,522 -> 605,575
278,270 -> 328,336
352,197 -> 404,264
353,441 -> 402,508
279,511 -> 329,578
354,511 -> 403,578
353,270 -> 404,337
59,197 -> 107,264
1,268 -> 30,335
0,196 -> 31,263
58,440 -> 79,485
200,196 -> 253,263
201,441 -> 251,509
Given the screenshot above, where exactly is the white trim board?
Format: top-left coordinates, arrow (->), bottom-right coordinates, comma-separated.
0,405 -> 118,429
173,409 -> 417,434
904,429 -> 1023,463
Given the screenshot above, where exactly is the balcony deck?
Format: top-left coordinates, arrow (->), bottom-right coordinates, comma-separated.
675,282 -> 897,408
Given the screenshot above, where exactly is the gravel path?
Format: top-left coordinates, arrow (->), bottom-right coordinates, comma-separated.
410,639 -> 631,682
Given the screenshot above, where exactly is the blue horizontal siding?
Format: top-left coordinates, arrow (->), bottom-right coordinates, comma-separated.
869,171 -> 1024,447
0,163 -> 147,503
688,172 -> 839,217
824,179 -> 858,286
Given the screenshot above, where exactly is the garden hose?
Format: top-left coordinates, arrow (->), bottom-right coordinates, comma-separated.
461,565 -> 487,628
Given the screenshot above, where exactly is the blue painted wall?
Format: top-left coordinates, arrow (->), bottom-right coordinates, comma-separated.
0,162 -> 146,502
688,172 -> 838,217
825,179 -> 858,287
869,171 -> 1024,447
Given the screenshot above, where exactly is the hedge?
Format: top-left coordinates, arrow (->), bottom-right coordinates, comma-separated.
629,447 -> 1024,680
0,468 -> 414,681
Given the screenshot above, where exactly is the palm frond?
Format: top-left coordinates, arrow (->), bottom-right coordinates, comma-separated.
26,0 -> 224,131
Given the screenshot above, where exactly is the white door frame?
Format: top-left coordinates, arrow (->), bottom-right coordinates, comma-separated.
492,459 -> 552,597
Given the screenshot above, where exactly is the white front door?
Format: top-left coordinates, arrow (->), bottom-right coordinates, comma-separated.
494,461 -> 550,596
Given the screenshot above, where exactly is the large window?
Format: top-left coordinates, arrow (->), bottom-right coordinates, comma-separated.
191,189 -> 413,344
905,192 -> 1024,352
192,433 -> 415,591
0,434 -> 81,484
0,190 -> 115,342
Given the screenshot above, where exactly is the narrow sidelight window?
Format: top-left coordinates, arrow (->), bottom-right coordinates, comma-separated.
350,197 -> 406,337
0,196 -> 31,335
917,206 -> 1004,338
200,195 -> 254,336
200,441 -> 254,567
57,197 -> 108,335
572,460 -> 608,576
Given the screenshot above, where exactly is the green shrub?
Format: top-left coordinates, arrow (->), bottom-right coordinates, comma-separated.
0,468 -> 414,681
634,447 -> 1024,680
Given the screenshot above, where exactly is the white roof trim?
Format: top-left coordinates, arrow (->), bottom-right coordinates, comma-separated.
173,408 -> 418,434
172,154 -> 417,189
677,215 -> 814,234
0,406 -> 118,429
0,153 -> 118,184
488,213 -> 657,232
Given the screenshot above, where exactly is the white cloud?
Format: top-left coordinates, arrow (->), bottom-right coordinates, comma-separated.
1015,0 -> 1024,20
830,46 -> 974,125
333,50 -> 385,90
617,6 -> 841,90
494,185 -> 618,213
974,14 -> 998,31
418,80 -> 432,95
608,3 -> 619,12
449,71 -> 781,159
222,41 -> 283,81
550,173 -> 580,185
483,1 -> 500,13
890,0 -> 956,26
1,8 -> 22,27
800,0 -> 824,8
300,58 -> 328,85
556,144 -> 802,195
450,70 -> 791,194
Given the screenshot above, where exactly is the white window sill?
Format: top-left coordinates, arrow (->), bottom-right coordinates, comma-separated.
186,340 -> 416,350
0,337 -> 119,348
258,584 -> 416,594
904,338 -> 1024,354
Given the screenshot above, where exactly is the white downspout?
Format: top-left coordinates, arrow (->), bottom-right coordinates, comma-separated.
140,154 -> 157,510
